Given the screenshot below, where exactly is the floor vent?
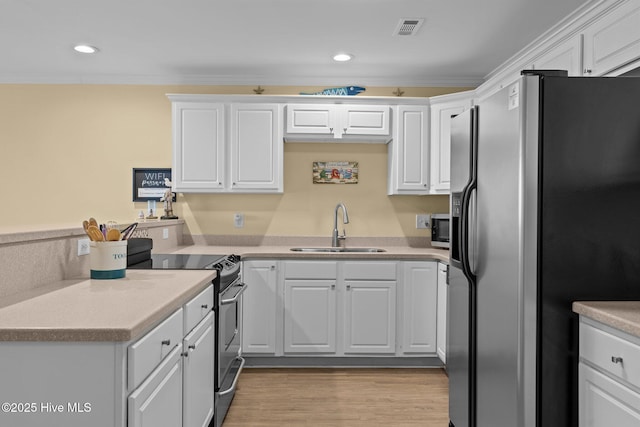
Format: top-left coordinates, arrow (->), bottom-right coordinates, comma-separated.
393,18 -> 425,36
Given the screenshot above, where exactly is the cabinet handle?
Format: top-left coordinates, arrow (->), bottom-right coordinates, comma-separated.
331,284 -> 335,290
161,339 -> 171,346
612,356 -> 623,364
201,304 -> 208,309
346,284 -> 351,290
270,265 -> 276,270
189,344 -> 196,350
343,127 -> 347,134
583,68 -> 592,75
329,127 -> 333,134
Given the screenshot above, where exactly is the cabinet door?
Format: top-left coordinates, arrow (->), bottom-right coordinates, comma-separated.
530,35 -> 583,76
286,104 -> 335,135
128,345 -> 183,427
284,279 -> 336,353
430,99 -> 470,194
343,280 -> 396,354
242,260 -> 278,354
183,313 -> 214,427
230,103 -> 283,192
341,105 -> 390,136
388,105 -> 430,194
583,1 -> 640,76
402,261 -> 438,354
436,263 -> 448,363
172,102 -> 225,192
579,363 -> 640,427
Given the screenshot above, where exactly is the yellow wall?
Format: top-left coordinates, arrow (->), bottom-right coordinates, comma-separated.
0,84 -> 465,236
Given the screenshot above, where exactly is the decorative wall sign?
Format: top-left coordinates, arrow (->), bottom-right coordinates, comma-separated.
313,161 -> 358,184
132,168 -> 176,202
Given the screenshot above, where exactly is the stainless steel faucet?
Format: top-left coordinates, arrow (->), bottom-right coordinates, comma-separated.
332,202 -> 350,247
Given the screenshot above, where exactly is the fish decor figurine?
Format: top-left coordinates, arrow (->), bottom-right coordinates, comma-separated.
300,86 -> 366,96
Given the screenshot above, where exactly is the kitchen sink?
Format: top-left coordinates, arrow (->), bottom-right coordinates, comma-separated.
290,247 -> 386,253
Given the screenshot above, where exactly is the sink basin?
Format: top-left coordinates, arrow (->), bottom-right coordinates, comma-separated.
290,247 -> 386,253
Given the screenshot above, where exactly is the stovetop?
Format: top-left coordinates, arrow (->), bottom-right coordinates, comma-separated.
129,254 -> 228,270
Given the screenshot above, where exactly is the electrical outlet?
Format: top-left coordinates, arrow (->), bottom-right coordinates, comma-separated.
416,214 -> 431,229
162,228 -> 169,239
234,213 -> 244,228
77,238 -> 90,256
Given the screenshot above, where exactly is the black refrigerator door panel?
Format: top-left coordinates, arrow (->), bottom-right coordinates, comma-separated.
539,76 -> 640,427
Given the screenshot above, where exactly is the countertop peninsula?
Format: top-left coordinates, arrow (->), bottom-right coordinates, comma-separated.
0,270 -> 215,342
573,301 -> 640,338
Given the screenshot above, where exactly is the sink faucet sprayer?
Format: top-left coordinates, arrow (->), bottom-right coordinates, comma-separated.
332,202 -> 350,247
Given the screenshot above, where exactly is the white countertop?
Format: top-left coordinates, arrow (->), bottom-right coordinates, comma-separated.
573,301 -> 640,338
172,244 -> 450,262
0,241 -> 448,343
0,270 -> 215,342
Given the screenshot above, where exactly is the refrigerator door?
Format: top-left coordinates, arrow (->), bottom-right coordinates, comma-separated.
475,78 -> 533,427
536,75 -> 640,427
448,106 -> 477,427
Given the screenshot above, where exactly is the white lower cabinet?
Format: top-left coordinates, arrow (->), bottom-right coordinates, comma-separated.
182,312 -> 215,427
578,317 -> 640,426
401,261 -> 438,354
284,278 -> 337,353
283,261 -> 338,354
241,259 -> 438,358
242,260 -> 279,354
343,279 -> 396,354
436,262 -> 448,362
128,344 -> 184,427
579,363 -> 640,427
129,285 -> 215,427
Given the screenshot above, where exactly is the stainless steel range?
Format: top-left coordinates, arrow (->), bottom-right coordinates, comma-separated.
129,251 -> 246,427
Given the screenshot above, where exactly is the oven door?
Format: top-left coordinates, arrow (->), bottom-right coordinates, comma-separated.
218,277 -> 247,387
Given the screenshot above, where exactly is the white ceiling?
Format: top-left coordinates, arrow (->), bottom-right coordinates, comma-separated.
1,0 -> 588,88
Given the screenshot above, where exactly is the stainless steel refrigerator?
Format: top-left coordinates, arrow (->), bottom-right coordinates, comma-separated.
447,70 -> 640,427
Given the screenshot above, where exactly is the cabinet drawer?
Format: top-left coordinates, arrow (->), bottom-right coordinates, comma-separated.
284,261 -> 337,279
580,320 -> 640,389
184,284 -> 214,335
343,261 -> 396,280
129,308 -> 184,390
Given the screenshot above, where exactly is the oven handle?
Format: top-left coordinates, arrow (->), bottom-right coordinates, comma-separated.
220,282 -> 247,305
218,356 -> 246,397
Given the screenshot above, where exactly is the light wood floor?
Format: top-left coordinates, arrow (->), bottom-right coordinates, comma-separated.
222,368 -> 449,426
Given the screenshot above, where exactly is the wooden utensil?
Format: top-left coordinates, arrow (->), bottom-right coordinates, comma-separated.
87,225 -> 104,242
106,228 -> 121,241
89,217 -> 98,227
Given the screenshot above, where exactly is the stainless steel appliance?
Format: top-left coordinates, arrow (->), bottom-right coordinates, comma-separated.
129,253 -> 246,427
430,213 -> 450,249
448,70 -> 640,427
212,255 -> 246,427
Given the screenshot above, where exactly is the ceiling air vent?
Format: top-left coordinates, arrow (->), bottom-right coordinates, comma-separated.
393,18 -> 425,36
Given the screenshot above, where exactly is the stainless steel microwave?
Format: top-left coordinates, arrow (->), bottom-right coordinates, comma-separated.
431,213 -> 450,249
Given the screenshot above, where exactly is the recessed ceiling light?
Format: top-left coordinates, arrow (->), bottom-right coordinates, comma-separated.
74,44 -> 99,54
333,53 -> 353,62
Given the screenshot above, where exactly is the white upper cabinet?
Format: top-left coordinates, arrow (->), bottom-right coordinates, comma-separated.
429,92 -> 473,194
387,105 -> 430,195
285,104 -> 390,142
529,35 -> 584,76
169,96 -> 284,193
172,102 -> 225,192
229,103 -> 283,192
583,0 -> 640,76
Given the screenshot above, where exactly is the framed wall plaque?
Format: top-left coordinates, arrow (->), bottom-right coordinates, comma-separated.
312,161 -> 358,184
132,168 -> 176,202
